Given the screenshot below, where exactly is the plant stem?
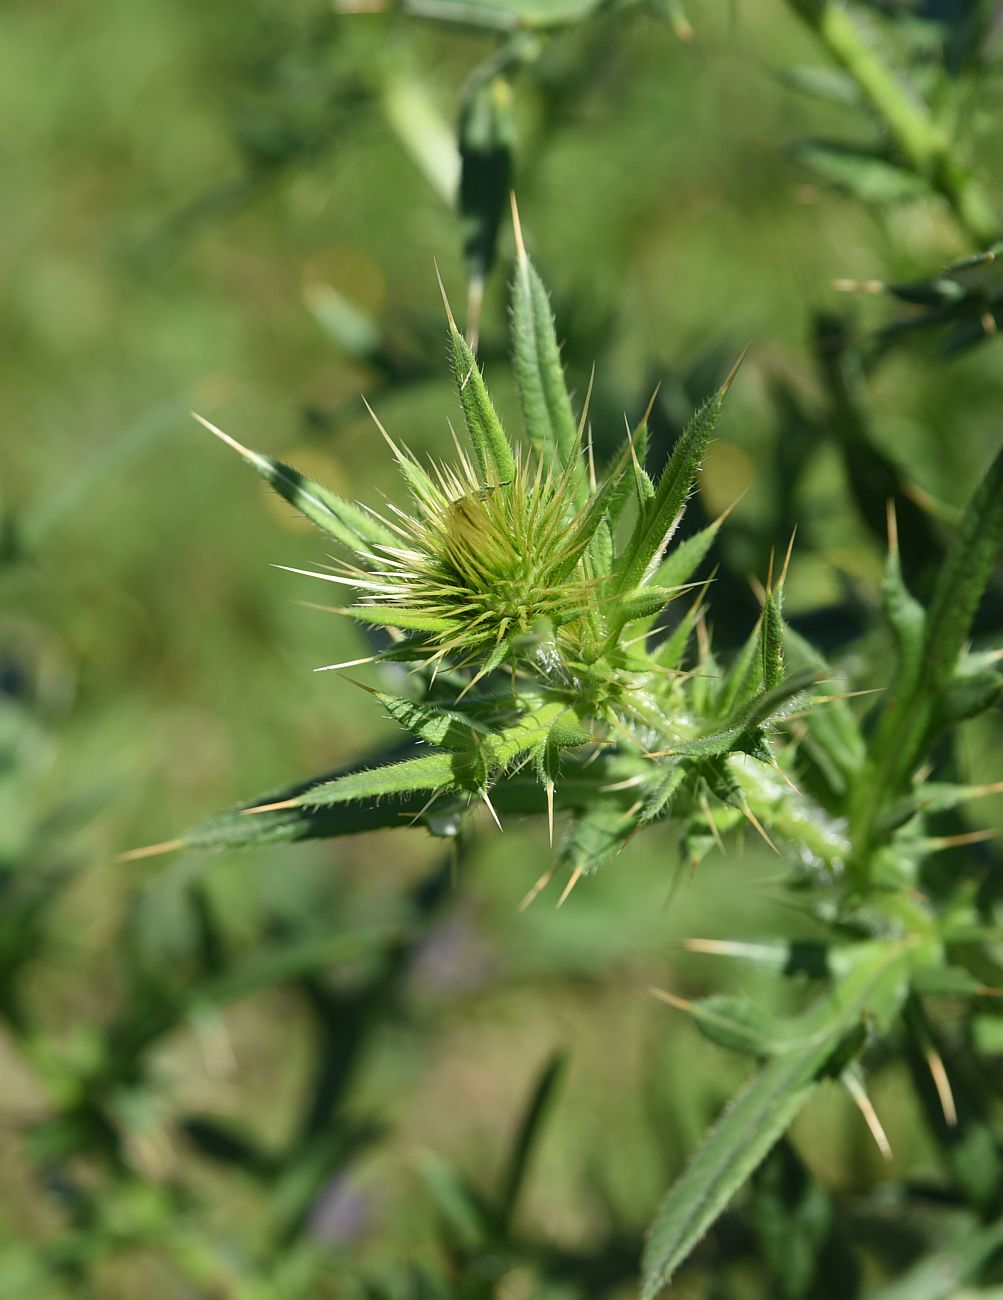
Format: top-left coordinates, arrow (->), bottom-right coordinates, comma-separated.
786,0 -> 999,247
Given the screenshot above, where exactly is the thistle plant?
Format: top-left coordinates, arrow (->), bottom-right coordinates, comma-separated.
170,207 -> 808,891
130,206 -> 1003,1296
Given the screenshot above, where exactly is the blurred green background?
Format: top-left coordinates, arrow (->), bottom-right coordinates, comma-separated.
3,1 -> 1003,1296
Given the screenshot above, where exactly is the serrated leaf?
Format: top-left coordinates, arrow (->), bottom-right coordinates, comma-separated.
564,802 -> 638,874
641,942 -> 910,1296
613,380 -> 731,595
761,591 -> 784,691
298,751 -> 477,807
510,238 -> 580,474
374,693 -> 485,750
647,516 -> 723,594
668,668 -> 817,760
449,325 -> 517,485
198,417 -> 395,552
922,443 -> 1003,690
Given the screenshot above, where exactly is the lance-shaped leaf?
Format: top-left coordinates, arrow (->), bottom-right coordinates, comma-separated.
882,544 -> 925,693
195,415 -> 394,552
921,443 -> 1003,691
296,750 -> 477,806
613,368 -> 737,595
442,281 -> 517,484
641,941 -> 911,1297
510,201 -> 580,475
659,668 -> 817,761
496,1049 -> 568,1234
564,801 -> 640,875
678,994 -> 781,1058
761,590 -> 784,692
647,514 -> 724,596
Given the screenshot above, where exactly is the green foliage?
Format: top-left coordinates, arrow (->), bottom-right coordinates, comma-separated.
5,0 -> 1003,1296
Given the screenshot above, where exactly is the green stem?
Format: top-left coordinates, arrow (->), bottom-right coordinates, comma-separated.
786,0 -> 998,247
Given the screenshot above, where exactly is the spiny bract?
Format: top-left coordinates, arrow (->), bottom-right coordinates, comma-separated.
195,209 -> 814,881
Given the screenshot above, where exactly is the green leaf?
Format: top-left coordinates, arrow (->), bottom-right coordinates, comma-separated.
448,318 -> 517,485
496,1049 -> 567,1233
510,225 -> 581,474
641,943 -> 910,1297
613,376 -> 733,595
298,751 -> 478,806
882,546 -> 925,693
564,802 -> 639,874
196,415 -> 395,552
648,516 -> 723,594
667,668 -> 817,761
373,693 -> 487,751
684,995 -> 781,1058
792,140 -> 930,205
868,1215 -> 1003,1300
922,443 -> 1003,691
761,591 -> 784,692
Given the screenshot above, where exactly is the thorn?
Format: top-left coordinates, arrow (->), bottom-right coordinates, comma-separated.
843,1071 -> 893,1161
482,789 -> 503,831
748,572 -> 767,606
577,362 -> 596,442
965,780 -> 1003,799
556,865 -> 583,908
340,674 -> 379,696
769,757 -> 803,799
699,790 -> 726,856
648,986 -> 693,1013
314,655 -> 380,672
886,498 -> 899,555
598,774 -> 647,793
641,382 -> 662,428
832,277 -> 884,295
192,412 -> 257,461
240,798 -> 299,815
765,546 -> 776,597
779,526 -> 797,592
921,828 -> 999,851
546,779 -> 555,847
519,863 -> 556,911
360,394 -> 406,461
118,837 -> 185,862
433,259 -> 458,332
740,801 -> 779,856
925,1046 -> 958,1128
510,191 -> 527,264
586,426 -> 597,492
720,343 -> 751,397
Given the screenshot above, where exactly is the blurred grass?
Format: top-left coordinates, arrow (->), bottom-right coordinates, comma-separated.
2,0 -> 1003,1295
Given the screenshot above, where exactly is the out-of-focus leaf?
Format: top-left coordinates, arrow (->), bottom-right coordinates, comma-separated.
793,140 -> 930,205
868,1214 -> 1003,1300
496,1048 -> 567,1232
460,73 -> 516,335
